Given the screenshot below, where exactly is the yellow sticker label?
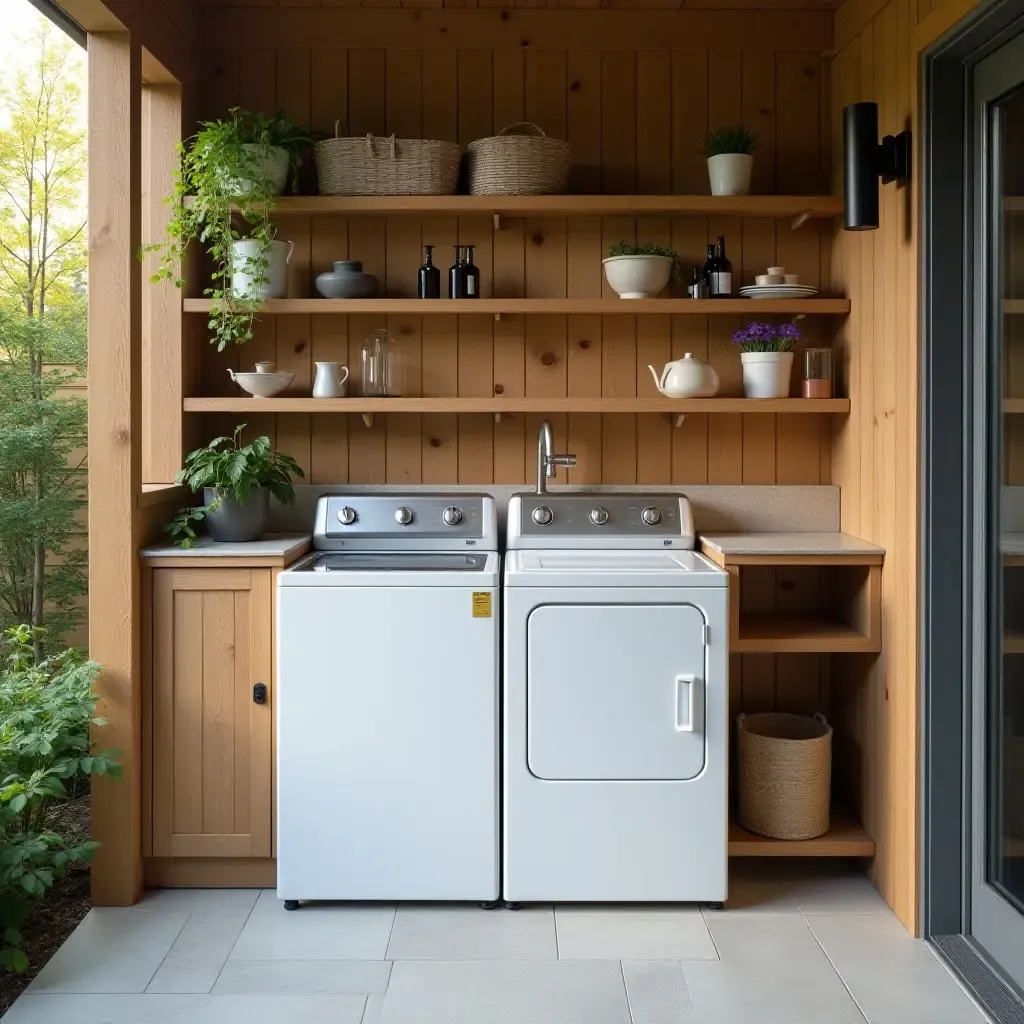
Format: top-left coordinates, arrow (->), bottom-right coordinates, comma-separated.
472,592 -> 493,618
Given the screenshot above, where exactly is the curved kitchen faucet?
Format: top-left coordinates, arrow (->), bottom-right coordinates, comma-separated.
536,420 -> 577,494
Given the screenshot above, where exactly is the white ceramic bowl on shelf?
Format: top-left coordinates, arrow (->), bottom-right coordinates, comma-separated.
602,255 -> 674,299
227,368 -> 295,398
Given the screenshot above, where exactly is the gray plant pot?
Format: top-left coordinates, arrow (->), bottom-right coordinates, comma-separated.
202,487 -> 269,543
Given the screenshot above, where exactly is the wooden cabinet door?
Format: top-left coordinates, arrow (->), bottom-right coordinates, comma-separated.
151,567 -> 273,858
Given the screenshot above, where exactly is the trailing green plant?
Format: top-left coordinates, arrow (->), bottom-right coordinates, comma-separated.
142,108 -> 314,351
703,124 -> 759,157
167,425 -> 305,548
0,625 -> 119,973
606,240 -> 685,287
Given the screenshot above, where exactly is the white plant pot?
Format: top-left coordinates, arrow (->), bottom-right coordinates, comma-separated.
229,144 -> 290,197
741,350 -> 794,399
602,255 -> 673,299
707,153 -> 754,197
231,238 -> 293,299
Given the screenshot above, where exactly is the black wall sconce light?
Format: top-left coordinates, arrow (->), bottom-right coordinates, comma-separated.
843,102 -> 911,231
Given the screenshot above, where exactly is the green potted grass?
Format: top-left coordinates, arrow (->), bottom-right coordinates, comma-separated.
704,124 -> 758,197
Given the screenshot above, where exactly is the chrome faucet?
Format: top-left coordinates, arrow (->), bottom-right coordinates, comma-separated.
536,420 -> 576,494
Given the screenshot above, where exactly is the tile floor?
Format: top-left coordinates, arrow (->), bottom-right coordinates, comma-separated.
3,865 -> 992,1024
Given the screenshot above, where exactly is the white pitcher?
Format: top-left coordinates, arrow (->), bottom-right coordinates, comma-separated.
231,238 -> 294,299
312,361 -> 350,398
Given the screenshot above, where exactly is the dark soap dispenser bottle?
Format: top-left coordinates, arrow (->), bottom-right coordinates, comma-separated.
418,245 -> 441,299
449,245 -> 466,299
464,245 -> 481,299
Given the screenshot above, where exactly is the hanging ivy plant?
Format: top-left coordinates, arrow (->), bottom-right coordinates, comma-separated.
142,108 -> 313,351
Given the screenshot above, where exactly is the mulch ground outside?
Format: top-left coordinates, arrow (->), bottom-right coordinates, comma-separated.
0,798 -> 93,1017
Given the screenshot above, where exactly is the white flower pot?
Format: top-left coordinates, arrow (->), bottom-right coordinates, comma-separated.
228,145 -> 290,197
741,350 -> 794,399
231,238 -> 293,299
707,153 -> 754,197
602,255 -> 673,299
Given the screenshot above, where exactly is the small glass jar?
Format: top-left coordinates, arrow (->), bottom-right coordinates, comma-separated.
802,347 -> 833,399
360,328 -> 403,398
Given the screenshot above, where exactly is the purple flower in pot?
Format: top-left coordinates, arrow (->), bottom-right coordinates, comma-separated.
732,321 -> 802,398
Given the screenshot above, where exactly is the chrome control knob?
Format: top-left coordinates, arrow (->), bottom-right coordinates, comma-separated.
337,506 -> 357,526
442,506 -> 464,526
589,506 -> 609,526
641,506 -> 663,526
532,505 -> 554,526
394,506 -> 414,525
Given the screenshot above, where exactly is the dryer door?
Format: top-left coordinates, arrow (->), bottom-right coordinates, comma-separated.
527,603 -> 707,781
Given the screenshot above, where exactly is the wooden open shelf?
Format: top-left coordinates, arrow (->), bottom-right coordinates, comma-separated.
732,613 -> 881,654
183,297 -> 851,316
183,396 -> 851,415
1006,300 -> 1024,315
1005,631 -> 1024,654
214,193 -> 844,221
1005,398 -> 1024,413
729,806 -> 875,857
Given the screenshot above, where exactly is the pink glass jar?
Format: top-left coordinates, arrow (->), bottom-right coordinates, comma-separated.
802,348 -> 833,399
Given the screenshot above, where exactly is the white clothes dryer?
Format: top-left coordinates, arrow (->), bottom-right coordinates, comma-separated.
503,492 -> 729,903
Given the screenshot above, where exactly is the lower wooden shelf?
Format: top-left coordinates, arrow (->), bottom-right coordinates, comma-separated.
733,613 -> 881,654
1006,630 -> 1024,654
729,806 -> 875,857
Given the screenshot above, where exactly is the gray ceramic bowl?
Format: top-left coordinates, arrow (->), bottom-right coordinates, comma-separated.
316,260 -> 379,299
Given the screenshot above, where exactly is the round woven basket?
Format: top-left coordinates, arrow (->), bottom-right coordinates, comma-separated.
467,122 -> 571,196
737,712 -> 832,841
316,122 -> 462,196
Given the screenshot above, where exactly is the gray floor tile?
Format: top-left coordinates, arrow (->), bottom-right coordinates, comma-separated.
555,906 -> 718,960
214,960 -> 392,994
27,909 -> 189,994
378,959 -> 632,1024
3,993 -> 367,1024
682,956 -> 868,1024
703,911 -> 824,962
785,873 -> 891,914
622,960 -> 697,1024
720,877 -> 798,914
806,913 -> 937,964
136,888 -> 260,916
147,911 -> 252,993
837,959 -> 990,1023
362,993 -> 384,1024
386,903 -> 556,960
230,891 -> 396,960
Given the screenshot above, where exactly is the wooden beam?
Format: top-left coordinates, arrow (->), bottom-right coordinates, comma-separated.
199,8 -> 836,52
88,32 -> 145,907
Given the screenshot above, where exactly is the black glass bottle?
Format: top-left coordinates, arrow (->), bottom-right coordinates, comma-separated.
701,244 -> 716,295
710,236 -> 733,298
689,266 -> 706,299
418,245 -> 441,299
449,245 -> 466,299
464,245 -> 481,299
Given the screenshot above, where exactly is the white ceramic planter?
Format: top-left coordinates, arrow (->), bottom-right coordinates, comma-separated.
741,350 -> 794,399
602,255 -> 673,299
707,153 -> 754,196
231,238 -> 293,299
228,145 -> 290,197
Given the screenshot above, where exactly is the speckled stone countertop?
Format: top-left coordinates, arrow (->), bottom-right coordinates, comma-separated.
699,532 -> 886,557
140,534 -> 311,566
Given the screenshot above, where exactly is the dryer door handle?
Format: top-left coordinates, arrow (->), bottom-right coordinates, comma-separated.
675,674 -> 702,733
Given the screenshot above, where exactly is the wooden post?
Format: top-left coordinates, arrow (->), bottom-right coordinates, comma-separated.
88,31 -> 144,907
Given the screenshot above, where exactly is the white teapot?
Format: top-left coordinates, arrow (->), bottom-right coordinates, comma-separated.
648,353 -> 719,398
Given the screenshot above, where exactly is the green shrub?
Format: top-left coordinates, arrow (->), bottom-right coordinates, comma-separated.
703,124 -> 759,157
0,626 -> 119,972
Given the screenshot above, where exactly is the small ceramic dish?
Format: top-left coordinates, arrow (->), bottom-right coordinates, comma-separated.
767,266 -> 785,276
784,274 -> 801,285
227,368 -> 295,398
755,274 -> 784,286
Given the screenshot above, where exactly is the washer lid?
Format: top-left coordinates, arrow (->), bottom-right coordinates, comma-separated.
301,552 -> 490,572
279,550 -> 500,587
504,549 -> 727,587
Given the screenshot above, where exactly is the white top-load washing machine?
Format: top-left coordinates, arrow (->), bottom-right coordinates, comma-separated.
503,492 -> 729,903
277,493 -> 500,906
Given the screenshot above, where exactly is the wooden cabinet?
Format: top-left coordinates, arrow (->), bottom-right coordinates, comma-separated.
149,567 -> 273,859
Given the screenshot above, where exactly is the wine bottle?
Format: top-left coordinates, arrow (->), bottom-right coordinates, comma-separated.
701,244 -> 716,295
689,266 -> 705,299
418,245 -> 441,299
710,235 -> 732,298
464,245 -> 481,299
449,245 -> 466,299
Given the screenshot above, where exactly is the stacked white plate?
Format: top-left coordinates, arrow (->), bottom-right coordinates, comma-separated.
739,284 -> 819,300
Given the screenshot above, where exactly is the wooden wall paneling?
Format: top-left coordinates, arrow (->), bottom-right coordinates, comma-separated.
740,569 -> 777,712
774,565 -> 825,710
567,51 -> 601,195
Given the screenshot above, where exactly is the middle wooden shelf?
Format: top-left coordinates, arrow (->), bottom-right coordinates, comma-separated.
182,298 -> 851,316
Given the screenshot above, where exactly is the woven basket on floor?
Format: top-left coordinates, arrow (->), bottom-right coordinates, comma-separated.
737,712 -> 832,841
316,122 -> 462,196
467,122 -> 571,196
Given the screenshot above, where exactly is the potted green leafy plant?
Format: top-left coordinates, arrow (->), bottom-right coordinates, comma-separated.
602,241 -> 684,299
733,321 -> 800,398
167,426 -> 305,547
704,124 -> 758,197
144,108 -> 313,352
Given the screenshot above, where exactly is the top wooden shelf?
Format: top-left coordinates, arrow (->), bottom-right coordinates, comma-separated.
218,194 -> 843,221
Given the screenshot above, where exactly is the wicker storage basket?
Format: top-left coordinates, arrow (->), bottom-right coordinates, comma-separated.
737,712 -> 832,841
467,122 -> 571,196
316,122 -> 462,196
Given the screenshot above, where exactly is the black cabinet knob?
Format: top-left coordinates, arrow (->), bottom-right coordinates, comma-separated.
253,682 -> 268,705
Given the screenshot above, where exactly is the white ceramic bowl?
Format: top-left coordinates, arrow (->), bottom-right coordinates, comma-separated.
227,368 -> 295,398
602,255 -> 674,299
767,266 -> 786,276
783,273 -> 801,285
755,274 -> 784,286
